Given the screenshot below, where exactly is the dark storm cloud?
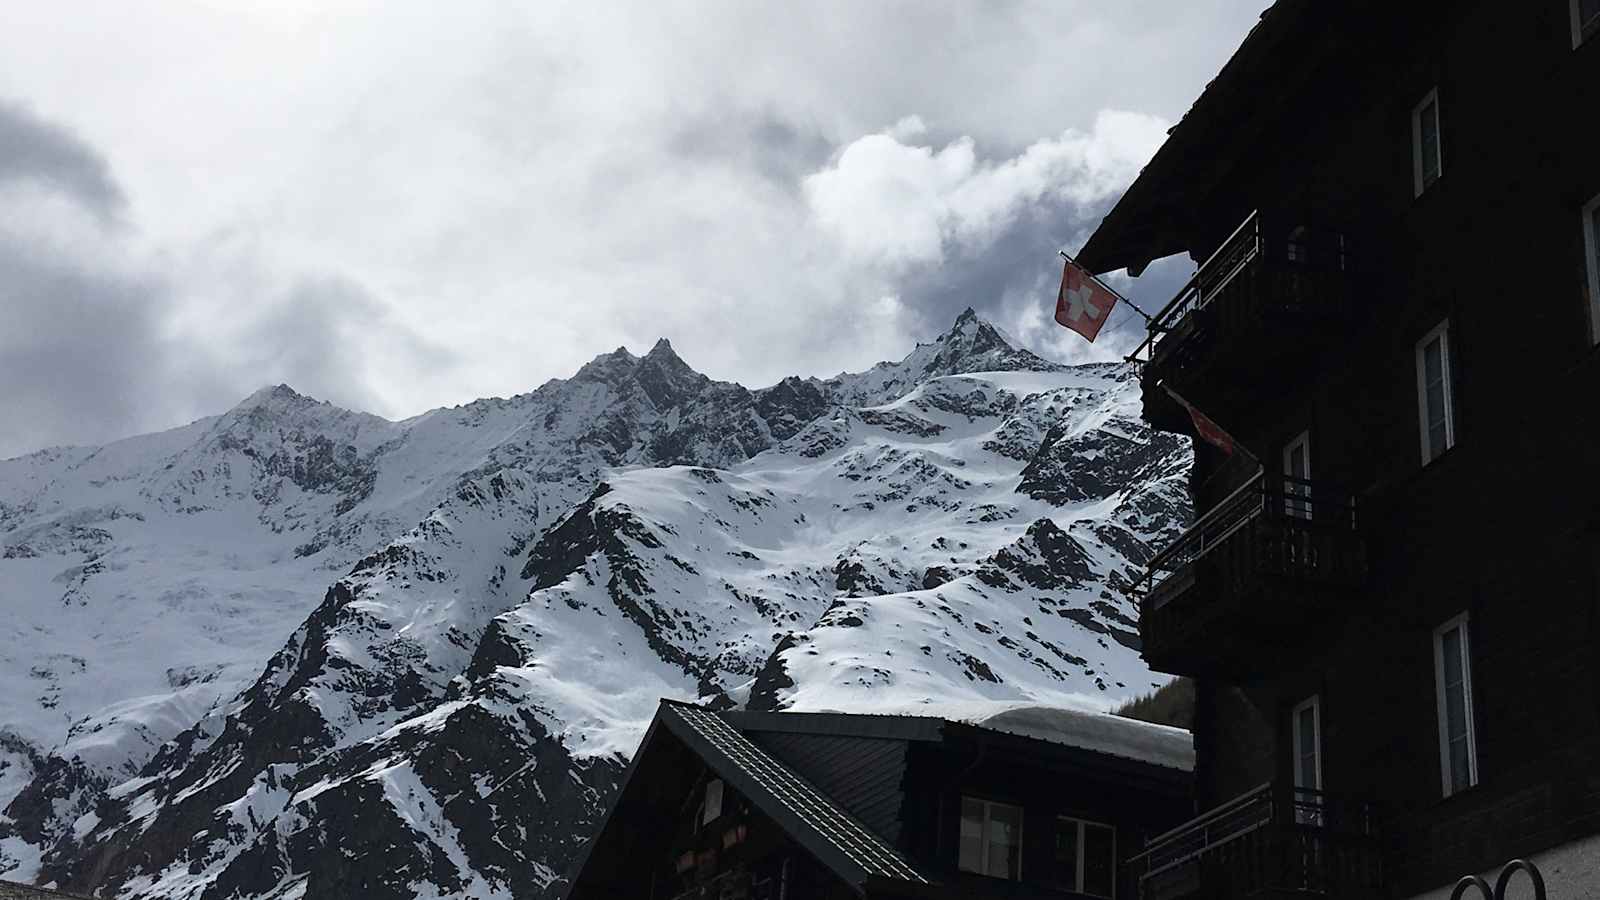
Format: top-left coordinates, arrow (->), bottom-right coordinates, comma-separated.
0,99 -> 125,222
0,101 -> 453,458
891,195 -> 1193,354
665,111 -> 835,186
240,276 -> 457,417
0,239 -> 195,458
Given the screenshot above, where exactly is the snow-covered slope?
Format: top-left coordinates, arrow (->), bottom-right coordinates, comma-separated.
0,309 -> 1191,899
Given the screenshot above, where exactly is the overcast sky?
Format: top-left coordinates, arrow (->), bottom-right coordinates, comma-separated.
0,1 -> 1269,458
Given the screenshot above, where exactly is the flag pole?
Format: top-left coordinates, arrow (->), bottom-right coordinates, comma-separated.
1059,249 -> 1158,327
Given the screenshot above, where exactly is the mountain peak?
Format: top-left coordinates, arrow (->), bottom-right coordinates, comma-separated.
931,307 -> 1030,361
244,383 -> 307,405
574,347 -> 640,386
230,384 -> 323,417
635,336 -> 707,409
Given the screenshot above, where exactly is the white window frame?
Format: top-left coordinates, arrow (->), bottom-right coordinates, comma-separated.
959,796 -> 1024,880
1291,695 -> 1324,827
1573,0 -> 1600,48
1415,320 -> 1457,464
1282,430 -> 1313,519
1412,88 -> 1442,197
1584,191 -> 1600,344
1433,612 -> 1480,797
1291,695 -> 1323,788
1054,815 -> 1117,899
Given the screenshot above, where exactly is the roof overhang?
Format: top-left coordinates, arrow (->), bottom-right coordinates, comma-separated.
1076,0 -> 1339,275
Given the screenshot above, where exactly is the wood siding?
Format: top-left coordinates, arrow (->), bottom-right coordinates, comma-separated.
1129,0 -> 1600,895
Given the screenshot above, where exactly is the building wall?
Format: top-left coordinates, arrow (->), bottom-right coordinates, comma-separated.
1402,830 -> 1600,900
911,738 -> 1192,900
1178,0 -> 1600,894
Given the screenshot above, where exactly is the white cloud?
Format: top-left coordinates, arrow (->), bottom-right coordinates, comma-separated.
0,1 -> 1264,453
803,110 -> 1168,268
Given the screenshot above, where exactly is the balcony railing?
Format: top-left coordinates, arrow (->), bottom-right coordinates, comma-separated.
1131,783 -> 1381,899
1127,210 -> 1353,377
1128,471 -> 1360,611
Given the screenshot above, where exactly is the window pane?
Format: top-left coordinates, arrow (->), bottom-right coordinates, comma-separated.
987,803 -> 1023,880
1445,679 -> 1467,738
959,798 -> 985,873
1439,625 -> 1475,793
1442,628 -> 1462,685
1082,824 -> 1115,898
1422,335 -> 1450,456
1591,206 -> 1600,277
1297,706 -> 1316,757
1296,705 -> 1318,789
1055,820 -> 1080,887
1424,338 -> 1443,384
1420,100 -> 1440,184
1450,735 -> 1472,793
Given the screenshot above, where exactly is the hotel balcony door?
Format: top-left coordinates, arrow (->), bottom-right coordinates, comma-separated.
1282,431 -> 1312,519
1292,695 -> 1323,826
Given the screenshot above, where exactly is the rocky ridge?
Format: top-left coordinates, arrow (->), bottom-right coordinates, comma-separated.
0,309 -> 1191,898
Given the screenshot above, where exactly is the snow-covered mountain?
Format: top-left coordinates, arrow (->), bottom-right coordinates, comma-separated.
0,309 -> 1191,899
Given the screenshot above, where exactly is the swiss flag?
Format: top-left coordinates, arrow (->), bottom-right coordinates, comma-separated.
1054,257 -> 1119,342
1162,384 -> 1237,456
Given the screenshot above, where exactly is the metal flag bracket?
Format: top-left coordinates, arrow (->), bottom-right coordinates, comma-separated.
1057,250 -> 1159,329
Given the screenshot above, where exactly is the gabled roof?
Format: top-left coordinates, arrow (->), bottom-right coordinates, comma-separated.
561,701 -> 930,899
662,702 -> 930,888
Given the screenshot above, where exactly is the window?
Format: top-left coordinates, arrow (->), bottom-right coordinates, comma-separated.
1053,817 -> 1116,898
1415,321 -> 1456,463
1584,192 -> 1600,344
1283,430 -> 1312,519
1434,613 -> 1480,796
702,779 -> 723,825
1412,88 -> 1442,196
1291,696 -> 1323,826
1574,0 -> 1600,47
959,797 -> 1023,880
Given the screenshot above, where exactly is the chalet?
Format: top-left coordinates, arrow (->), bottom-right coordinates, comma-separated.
561,700 -> 1193,900
1075,0 -> 1600,897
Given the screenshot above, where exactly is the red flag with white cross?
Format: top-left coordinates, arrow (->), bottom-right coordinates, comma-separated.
1162,384 -> 1239,457
1054,256 -> 1119,342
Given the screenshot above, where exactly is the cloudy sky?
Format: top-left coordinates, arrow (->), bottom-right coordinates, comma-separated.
0,1 -> 1268,458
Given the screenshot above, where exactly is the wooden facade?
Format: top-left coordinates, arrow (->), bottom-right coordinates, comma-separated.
1080,1 -> 1600,897
562,703 -> 1192,900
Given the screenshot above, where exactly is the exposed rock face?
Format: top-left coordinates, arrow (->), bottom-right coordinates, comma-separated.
0,311 -> 1191,898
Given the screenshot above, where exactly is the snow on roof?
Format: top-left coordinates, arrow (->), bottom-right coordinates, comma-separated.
858,699 -> 1194,772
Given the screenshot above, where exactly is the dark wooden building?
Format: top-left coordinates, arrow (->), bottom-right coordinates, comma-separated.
1076,0 -> 1600,897
562,701 -> 1193,900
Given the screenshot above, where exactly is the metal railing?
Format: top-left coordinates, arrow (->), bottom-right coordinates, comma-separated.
1127,471 -> 1358,609
1127,210 -> 1263,365
1126,210 -> 1352,366
1130,783 -> 1379,896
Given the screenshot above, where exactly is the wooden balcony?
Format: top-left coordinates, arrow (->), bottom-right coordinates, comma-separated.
1132,783 -> 1382,900
1129,473 -> 1365,678
1128,211 -> 1357,430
